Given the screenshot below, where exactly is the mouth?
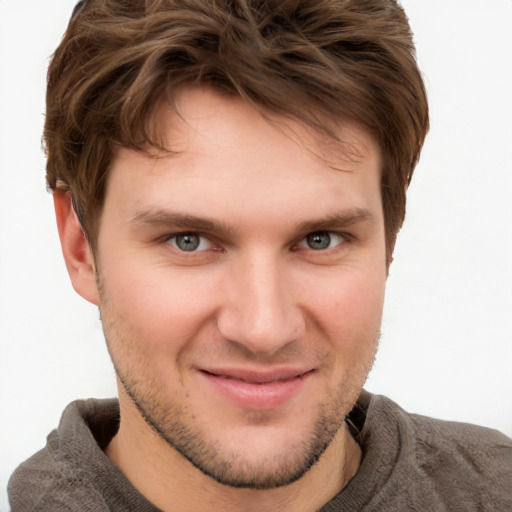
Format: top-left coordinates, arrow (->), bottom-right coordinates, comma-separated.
197,367 -> 314,410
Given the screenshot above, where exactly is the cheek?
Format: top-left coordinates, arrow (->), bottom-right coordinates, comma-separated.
310,267 -> 386,345
100,262 -> 220,354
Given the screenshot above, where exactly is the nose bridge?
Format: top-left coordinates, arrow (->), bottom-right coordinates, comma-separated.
218,249 -> 305,355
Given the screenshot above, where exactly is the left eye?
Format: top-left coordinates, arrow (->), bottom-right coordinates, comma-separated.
167,233 -> 213,252
297,231 -> 345,251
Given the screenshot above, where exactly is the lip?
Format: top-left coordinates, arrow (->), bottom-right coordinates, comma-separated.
198,367 -> 314,410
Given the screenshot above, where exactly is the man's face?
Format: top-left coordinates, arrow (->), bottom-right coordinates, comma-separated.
94,87 -> 387,488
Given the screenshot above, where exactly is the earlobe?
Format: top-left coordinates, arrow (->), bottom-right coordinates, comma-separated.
53,191 -> 100,305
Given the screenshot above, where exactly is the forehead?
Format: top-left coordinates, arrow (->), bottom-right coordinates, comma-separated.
151,87 -> 378,170
105,87 -> 382,229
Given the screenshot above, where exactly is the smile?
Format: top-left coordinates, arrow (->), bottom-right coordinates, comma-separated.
198,368 -> 314,410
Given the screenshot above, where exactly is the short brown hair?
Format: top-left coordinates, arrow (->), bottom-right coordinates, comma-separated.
45,0 -> 428,262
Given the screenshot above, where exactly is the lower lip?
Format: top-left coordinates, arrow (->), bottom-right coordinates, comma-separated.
199,371 -> 312,410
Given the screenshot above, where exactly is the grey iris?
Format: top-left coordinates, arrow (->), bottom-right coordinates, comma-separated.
307,232 -> 331,250
175,234 -> 201,251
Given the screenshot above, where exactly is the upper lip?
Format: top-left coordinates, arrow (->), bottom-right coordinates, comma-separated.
199,367 -> 314,384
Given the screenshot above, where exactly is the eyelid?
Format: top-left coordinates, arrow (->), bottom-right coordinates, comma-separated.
158,229 -> 351,254
163,232 -> 215,252
295,231 -> 349,251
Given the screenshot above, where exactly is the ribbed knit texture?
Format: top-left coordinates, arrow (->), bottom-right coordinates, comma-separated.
8,392 -> 512,511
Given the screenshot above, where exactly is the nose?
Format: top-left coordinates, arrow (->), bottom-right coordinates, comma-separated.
217,252 -> 306,356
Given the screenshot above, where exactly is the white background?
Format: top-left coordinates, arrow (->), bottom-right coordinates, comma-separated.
1,1 -> 511,509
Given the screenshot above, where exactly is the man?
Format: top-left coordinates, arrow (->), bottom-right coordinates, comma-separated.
7,0 -> 511,510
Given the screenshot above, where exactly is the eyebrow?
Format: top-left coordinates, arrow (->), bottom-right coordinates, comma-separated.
129,209 -> 236,237
130,207 -> 375,236
294,208 -> 376,233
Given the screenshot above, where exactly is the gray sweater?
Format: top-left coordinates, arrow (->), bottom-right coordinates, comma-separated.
8,391 -> 512,511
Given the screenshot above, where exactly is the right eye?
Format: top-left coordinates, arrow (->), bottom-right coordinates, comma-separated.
166,233 -> 213,252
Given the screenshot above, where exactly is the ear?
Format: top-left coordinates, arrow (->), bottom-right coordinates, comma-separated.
53,191 -> 99,305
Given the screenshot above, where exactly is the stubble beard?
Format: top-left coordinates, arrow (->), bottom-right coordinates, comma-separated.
114,364 -> 366,490
99,285 -> 377,490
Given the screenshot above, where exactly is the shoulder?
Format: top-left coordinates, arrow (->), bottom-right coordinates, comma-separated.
8,399 -> 119,512
8,445 -> 110,512
363,392 -> 512,465
410,409 -> 512,453
9,398 -> 159,512
409,411 -> 512,488
363,393 -> 512,510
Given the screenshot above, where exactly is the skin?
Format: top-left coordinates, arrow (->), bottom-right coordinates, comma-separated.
55,87 -> 387,512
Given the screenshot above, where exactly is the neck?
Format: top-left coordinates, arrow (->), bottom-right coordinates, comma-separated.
106,395 -> 362,512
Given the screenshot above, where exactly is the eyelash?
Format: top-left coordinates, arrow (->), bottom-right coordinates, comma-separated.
163,233 -> 216,253
161,230 -> 351,254
295,231 -> 348,252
